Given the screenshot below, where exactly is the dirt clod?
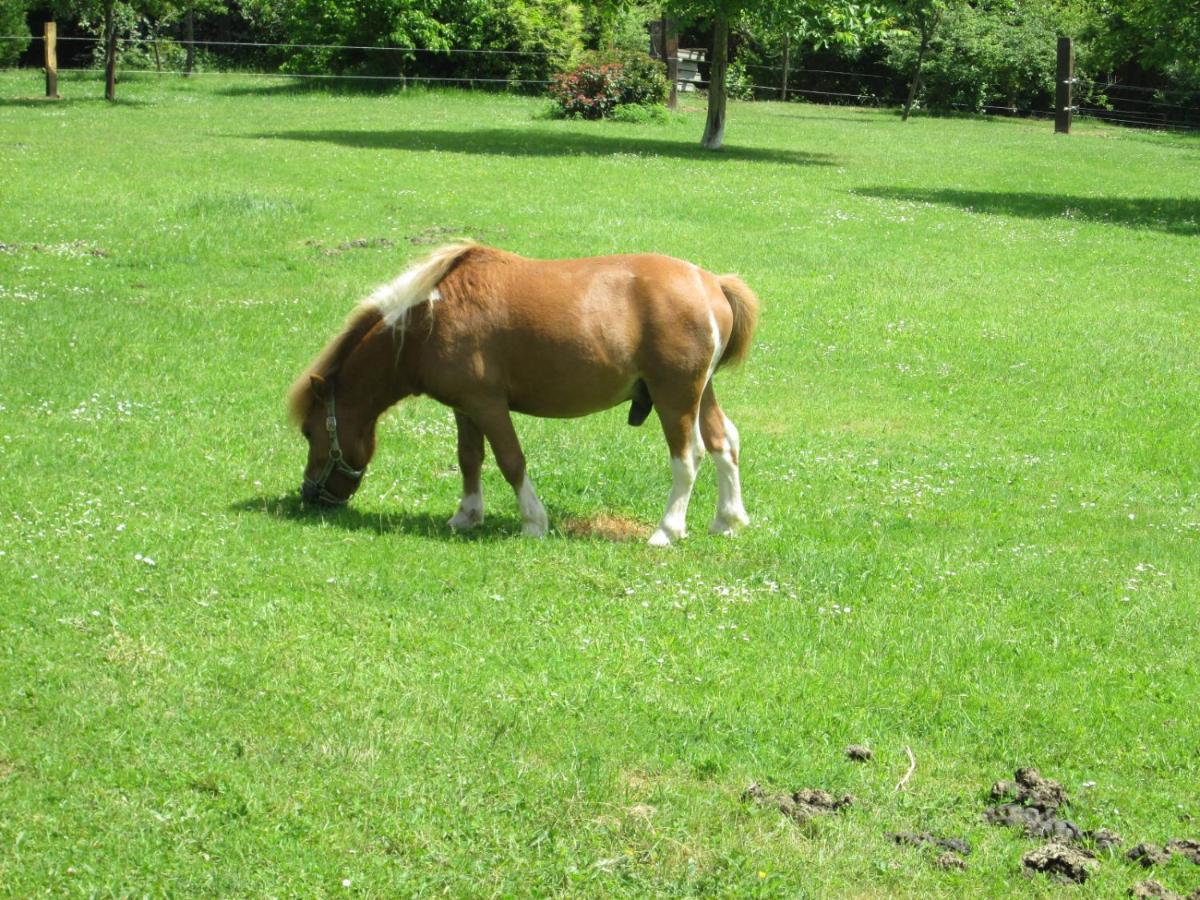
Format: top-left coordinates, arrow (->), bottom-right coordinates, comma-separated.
1127,843 -> 1173,868
1022,842 -> 1099,883
1166,839 -> 1200,865
744,783 -> 853,824
890,831 -> 972,856
984,767 -> 1081,841
1013,767 -> 1069,809
1129,881 -> 1182,899
935,851 -> 967,870
846,745 -> 874,762
1088,828 -> 1124,852
410,226 -> 463,245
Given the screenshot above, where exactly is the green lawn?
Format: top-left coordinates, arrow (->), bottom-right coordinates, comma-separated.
1,70 -> 1198,897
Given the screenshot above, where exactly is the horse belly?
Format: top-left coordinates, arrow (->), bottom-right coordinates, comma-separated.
506,351 -> 637,418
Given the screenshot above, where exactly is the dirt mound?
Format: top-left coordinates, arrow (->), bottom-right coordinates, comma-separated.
1166,839 -> 1200,865
890,831 -> 971,856
1127,839 -> 1200,868
845,745 -> 874,762
743,783 -> 854,824
1022,842 -> 1099,883
985,767 -> 1081,841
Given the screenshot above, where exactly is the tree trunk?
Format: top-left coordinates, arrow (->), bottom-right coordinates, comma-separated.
902,10 -> 940,122
184,9 -> 195,76
103,0 -> 116,101
701,14 -> 729,150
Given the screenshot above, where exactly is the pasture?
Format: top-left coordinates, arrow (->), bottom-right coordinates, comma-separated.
1,71 -> 1198,896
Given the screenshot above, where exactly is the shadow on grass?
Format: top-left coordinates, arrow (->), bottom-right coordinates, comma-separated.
232,494 -> 518,542
0,95 -> 150,108
858,186 -> 1200,236
250,126 -> 834,165
216,77 -> 412,98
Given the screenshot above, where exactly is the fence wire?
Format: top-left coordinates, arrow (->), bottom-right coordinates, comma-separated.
5,32 -> 1198,130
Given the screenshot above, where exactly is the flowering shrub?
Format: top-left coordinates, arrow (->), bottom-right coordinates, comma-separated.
550,62 -> 624,119
549,51 -> 669,119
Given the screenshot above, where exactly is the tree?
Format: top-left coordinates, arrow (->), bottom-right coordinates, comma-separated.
887,0 -> 950,120
666,0 -> 881,149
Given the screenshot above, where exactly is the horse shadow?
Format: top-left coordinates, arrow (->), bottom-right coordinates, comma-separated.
231,494 -> 515,541
249,126 -> 835,166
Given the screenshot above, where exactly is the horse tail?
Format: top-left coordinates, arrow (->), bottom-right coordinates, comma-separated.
368,240 -> 479,328
716,274 -> 760,369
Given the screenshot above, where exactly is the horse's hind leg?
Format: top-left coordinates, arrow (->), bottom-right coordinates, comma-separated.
699,383 -> 749,535
648,387 -> 704,547
470,402 -> 549,538
448,411 -> 485,530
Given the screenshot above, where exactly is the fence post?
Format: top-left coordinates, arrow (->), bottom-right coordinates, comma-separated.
44,21 -> 59,99
781,33 -> 789,102
1055,36 -> 1073,134
662,16 -> 679,111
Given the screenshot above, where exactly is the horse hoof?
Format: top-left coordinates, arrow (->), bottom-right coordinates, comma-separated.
448,507 -> 483,530
709,512 -> 749,536
521,520 -> 548,538
649,526 -> 686,546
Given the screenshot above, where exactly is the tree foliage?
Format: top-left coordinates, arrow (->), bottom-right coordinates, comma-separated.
0,0 -> 31,67
885,0 -> 1058,113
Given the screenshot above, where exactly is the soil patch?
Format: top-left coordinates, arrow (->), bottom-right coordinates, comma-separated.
1166,839 -> 1200,865
410,226 -> 466,245
890,831 -> 971,856
743,783 -> 853,824
985,767 -> 1082,841
1128,843 -> 1174,868
1129,880 -> 1200,899
560,513 -> 649,542
1022,842 -> 1099,883
305,237 -> 394,255
845,744 -> 873,762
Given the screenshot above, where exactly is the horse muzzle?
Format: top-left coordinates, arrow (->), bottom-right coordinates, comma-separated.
300,479 -> 351,507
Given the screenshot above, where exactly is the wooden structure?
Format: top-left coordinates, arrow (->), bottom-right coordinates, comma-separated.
1055,37 -> 1074,134
43,22 -> 59,99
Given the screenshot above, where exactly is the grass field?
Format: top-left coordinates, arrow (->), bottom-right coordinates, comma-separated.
1,70 -> 1199,896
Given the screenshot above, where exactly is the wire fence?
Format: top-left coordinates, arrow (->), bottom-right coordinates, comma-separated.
4,32 -> 1199,131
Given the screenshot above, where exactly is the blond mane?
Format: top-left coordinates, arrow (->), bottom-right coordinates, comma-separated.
287,241 -> 478,424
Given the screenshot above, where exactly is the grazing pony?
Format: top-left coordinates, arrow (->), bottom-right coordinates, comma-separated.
287,242 -> 759,546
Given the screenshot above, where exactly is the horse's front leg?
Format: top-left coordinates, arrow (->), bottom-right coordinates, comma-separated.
470,403 -> 549,538
448,411 -> 485,530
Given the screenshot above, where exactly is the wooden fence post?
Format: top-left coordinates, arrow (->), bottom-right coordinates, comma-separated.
1055,36 -> 1074,134
781,33 -> 789,102
44,21 -> 59,99
663,16 -> 678,111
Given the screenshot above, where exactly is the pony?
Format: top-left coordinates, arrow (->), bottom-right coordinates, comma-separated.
287,242 -> 759,546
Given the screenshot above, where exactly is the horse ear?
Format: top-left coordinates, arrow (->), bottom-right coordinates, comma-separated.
309,374 -> 330,400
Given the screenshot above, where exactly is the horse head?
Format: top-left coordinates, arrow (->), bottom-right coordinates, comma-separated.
297,373 -> 376,507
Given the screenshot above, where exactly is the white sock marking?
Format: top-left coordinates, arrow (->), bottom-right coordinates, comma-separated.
516,476 -> 548,538
448,491 -> 484,530
649,455 -> 697,546
710,415 -> 748,535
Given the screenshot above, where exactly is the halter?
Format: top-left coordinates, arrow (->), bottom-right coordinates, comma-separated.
302,390 -> 365,505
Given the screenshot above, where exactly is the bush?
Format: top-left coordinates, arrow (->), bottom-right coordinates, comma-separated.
0,0 -> 29,68
549,50 -> 667,119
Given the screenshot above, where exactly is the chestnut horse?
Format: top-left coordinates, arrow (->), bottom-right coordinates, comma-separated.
287,242 -> 759,546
